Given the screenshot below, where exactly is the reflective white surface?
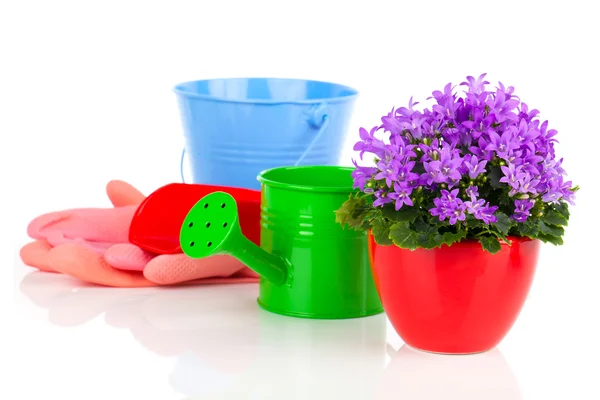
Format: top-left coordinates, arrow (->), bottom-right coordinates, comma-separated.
7,262 -> 600,400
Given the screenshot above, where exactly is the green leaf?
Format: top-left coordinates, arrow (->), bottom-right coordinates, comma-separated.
371,219 -> 393,246
389,222 -> 419,250
335,195 -> 369,230
435,229 -> 467,247
517,221 -> 539,238
489,166 -> 503,188
414,222 -> 441,249
416,232 -> 438,249
542,210 -> 568,227
538,233 -> 564,245
414,217 -> 429,232
381,204 -> 421,223
478,235 -> 502,254
539,221 -> 564,237
553,201 -> 570,219
492,211 -> 512,236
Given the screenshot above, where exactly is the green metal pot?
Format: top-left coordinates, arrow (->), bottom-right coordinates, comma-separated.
179,166 -> 383,319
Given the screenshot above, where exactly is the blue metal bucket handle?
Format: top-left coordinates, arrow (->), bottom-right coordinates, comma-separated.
180,148 -> 188,183
294,103 -> 329,166
180,103 -> 329,182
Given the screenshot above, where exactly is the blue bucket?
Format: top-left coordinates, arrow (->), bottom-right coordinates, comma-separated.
174,77 -> 359,190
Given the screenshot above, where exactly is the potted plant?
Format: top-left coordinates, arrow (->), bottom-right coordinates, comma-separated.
335,74 -> 578,354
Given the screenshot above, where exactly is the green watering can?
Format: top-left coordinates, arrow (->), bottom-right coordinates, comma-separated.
179,166 -> 383,319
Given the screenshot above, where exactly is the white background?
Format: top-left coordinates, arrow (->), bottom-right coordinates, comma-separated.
2,0 -> 599,399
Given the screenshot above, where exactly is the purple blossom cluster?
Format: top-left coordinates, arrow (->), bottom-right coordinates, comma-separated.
352,73 -> 575,225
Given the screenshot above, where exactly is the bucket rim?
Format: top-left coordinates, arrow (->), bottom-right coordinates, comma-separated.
257,165 -> 355,193
172,77 -> 359,105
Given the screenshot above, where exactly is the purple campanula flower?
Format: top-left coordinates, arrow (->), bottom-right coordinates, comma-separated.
443,127 -> 461,144
421,119 -> 441,138
516,151 -> 544,176
381,108 -> 404,135
503,149 -> 522,165
539,120 -> 558,141
438,145 -> 463,181
388,182 -> 414,210
500,163 -> 526,190
541,154 -> 566,177
469,136 -> 496,161
441,189 -> 460,204
465,197 -> 485,215
487,84 -> 519,123
422,161 -> 443,185
373,189 -> 393,207
485,129 -> 520,160
353,126 -> 385,160
422,146 -> 463,185
465,197 -> 499,224
455,101 -> 472,125
479,204 -> 499,224
351,160 -> 378,191
396,97 -> 420,118
463,154 -> 488,179
512,199 -> 535,222
430,83 -> 460,119
447,177 -> 461,190
429,197 -> 451,221
517,175 -> 541,196
462,106 -> 496,140
541,187 -> 562,203
512,119 -> 539,152
397,161 -> 419,183
465,185 -> 479,200
418,138 -> 441,162
399,115 -> 427,140
374,158 -> 401,188
518,102 -> 540,122
458,130 -> 474,148
448,200 -> 467,225
562,186 -> 576,206
350,74 -> 576,222
542,175 -> 574,205
460,73 -> 490,95
388,136 -> 417,161
429,191 -> 467,225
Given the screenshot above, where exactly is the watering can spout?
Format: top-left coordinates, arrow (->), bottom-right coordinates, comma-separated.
179,191 -> 288,285
231,234 -> 289,285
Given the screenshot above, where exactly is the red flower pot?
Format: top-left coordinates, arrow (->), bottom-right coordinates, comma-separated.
368,235 -> 541,354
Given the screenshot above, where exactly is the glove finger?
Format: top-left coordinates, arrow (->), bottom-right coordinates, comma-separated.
45,230 -> 117,254
19,240 -> 57,273
27,210 -> 72,239
143,253 -> 258,285
104,243 -> 156,271
33,206 -> 137,245
47,243 -> 158,288
106,180 -> 146,207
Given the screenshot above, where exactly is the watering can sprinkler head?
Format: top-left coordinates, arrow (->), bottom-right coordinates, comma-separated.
180,192 -> 289,285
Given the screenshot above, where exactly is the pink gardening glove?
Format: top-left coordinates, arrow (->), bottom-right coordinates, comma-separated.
20,180 -> 259,287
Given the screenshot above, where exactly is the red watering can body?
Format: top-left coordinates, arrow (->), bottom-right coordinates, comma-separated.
129,183 -> 261,254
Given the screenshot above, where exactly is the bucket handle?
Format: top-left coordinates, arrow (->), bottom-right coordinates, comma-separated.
180,148 -> 187,182
180,103 -> 330,180
294,103 -> 329,166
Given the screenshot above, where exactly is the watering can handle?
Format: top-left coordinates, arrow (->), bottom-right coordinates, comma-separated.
295,104 -> 330,166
